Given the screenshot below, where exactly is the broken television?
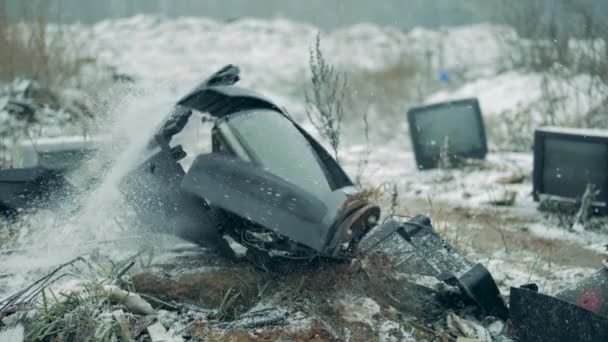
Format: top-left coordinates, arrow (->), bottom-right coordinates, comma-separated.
121,65 -> 381,265
407,98 -> 487,170
533,126 -> 608,214
116,66 -> 510,320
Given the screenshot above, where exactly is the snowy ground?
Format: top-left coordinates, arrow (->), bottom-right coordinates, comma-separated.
1,15 -> 607,340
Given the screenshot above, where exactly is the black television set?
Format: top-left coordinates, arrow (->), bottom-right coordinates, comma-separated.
407,98 -> 487,170
533,127 -> 608,214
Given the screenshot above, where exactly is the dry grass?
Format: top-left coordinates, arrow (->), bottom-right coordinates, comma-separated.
0,0 -> 91,87
132,270 -> 262,320
348,53 -> 425,120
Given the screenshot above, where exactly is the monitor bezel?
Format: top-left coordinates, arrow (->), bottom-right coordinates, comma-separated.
533,127 -> 608,214
407,98 -> 488,170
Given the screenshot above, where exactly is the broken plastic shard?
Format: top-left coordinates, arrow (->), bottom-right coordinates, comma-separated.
555,268 -> 608,317
360,216 -> 508,319
510,286 -> 608,342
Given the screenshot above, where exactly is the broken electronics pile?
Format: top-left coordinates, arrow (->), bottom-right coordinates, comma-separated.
1,65 -> 608,340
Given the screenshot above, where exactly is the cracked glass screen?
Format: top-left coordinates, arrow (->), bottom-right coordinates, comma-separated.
412,103 -> 483,161
543,137 -> 607,202
226,110 -> 331,196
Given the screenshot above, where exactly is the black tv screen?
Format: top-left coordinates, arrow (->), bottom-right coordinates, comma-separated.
407,98 -> 487,170
533,127 -> 608,213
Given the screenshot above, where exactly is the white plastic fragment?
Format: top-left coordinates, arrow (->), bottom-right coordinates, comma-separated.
447,313 -> 492,342
147,322 -> 184,342
485,318 -> 506,337
103,285 -> 154,315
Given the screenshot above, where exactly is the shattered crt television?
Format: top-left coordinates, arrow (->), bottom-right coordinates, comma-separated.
533,127 -> 608,214
120,65 -> 381,264
117,66 -> 508,317
407,98 -> 487,170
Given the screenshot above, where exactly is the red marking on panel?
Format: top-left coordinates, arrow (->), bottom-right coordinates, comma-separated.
577,289 -> 602,312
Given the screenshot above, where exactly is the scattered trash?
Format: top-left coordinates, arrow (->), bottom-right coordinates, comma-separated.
4,64 -> 608,341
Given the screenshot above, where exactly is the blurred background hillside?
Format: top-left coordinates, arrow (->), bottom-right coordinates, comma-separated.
2,0 -> 608,37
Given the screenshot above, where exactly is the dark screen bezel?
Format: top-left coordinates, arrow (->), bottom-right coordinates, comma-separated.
407,98 -> 488,170
533,128 -> 608,214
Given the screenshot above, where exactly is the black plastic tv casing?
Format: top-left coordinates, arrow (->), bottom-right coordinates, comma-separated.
407,98 -> 488,170
533,126 -> 608,214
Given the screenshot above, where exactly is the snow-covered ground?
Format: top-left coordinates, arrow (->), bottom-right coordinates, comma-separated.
1,15 -> 607,339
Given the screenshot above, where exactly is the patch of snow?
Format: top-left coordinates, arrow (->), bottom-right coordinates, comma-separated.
528,223 -> 608,254
426,71 -> 607,122
0,324 -> 24,342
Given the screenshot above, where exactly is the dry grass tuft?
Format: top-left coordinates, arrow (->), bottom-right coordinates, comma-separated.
132,269 -> 262,320
348,53 -> 425,120
0,0 -> 92,87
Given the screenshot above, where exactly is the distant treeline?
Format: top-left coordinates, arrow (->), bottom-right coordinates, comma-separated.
2,0 -> 607,37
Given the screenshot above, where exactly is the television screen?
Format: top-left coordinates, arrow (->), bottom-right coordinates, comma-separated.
407,98 -> 487,169
534,127 -> 608,211
219,109 -> 332,197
